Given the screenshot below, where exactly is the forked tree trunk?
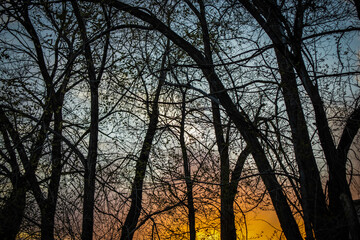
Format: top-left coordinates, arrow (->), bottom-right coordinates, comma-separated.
75,2 -> 304,239
0,178 -> 26,240
0,123 -> 27,240
236,1 -> 359,238
120,107 -> 160,240
203,67 -> 303,240
120,44 -> 169,240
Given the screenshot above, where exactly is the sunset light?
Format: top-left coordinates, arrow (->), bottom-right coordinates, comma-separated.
1,0 -> 359,240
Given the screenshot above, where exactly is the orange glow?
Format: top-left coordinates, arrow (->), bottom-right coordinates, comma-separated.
197,229 -> 220,240
135,198 -> 306,240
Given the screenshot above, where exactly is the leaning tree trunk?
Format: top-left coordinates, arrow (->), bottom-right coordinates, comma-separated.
77,2 -> 303,239
203,67 -> 303,240
251,1 -> 360,238
120,103 -> 160,240
336,106 -> 360,240
120,44 -> 169,240
0,123 -> 27,240
274,49 -> 329,240
0,178 -> 26,240
235,1 -> 349,238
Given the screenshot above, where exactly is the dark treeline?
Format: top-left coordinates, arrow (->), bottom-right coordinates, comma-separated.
0,0 -> 360,239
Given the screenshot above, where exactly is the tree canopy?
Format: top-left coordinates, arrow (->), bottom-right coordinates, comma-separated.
0,0 -> 360,239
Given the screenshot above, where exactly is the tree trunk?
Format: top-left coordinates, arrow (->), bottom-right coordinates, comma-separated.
221,191 -> 236,240
79,2 -> 302,239
120,123 -> 157,240
0,122 -> 27,240
275,50 -> 329,240
337,106 -> 360,240
71,2 -> 100,239
40,100 -> 64,240
294,53 -> 356,240
81,84 -> 99,240
353,0 -> 360,20
205,68 -> 303,240
235,0 -> 357,238
120,44 -> 168,240
40,204 -> 56,240
0,178 -> 26,240
211,97 -> 236,240
179,91 -> 196,240
255,0 -> 360,237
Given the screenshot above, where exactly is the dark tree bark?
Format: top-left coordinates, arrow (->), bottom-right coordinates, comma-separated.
81,1 -> 303,239
120,43 -> 169,240
0,106 -> 53,240
0,119 -> 27,240
0,100 -> 66,240
41,91 -> 65,240
0,69 -> 68,240
0,3 -> 64,239
295,57 -> 358,240
235,0 -> 360,239
179,90 -> 196,240
0,180 -> 26,240
184,1 -> 242,237
336,106 -> 360,240
275,50 -> 327,240
352,0 -> 360,20
206,73 -> 303,240
190,0 -> 238,237
229,146 -> 251,203
210,98 -> 236,240
72,2 -> 101,239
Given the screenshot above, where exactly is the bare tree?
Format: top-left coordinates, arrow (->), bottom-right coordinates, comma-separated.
1,1 -> 359,239
0,1 -> 77,239
120,40 -> 170,240
233,0 -> 360,239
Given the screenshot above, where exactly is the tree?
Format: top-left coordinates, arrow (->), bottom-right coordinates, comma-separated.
82,1 -> 304,239
233,0 -> 360,239
71,1 -> 107,239
178,86 -> 197,240
0,1 -> 77,239
120,39 -> 170,240
1,0 -> 359,239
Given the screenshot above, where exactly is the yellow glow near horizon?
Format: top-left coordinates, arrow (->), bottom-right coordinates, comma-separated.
197,229 -> 220,240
